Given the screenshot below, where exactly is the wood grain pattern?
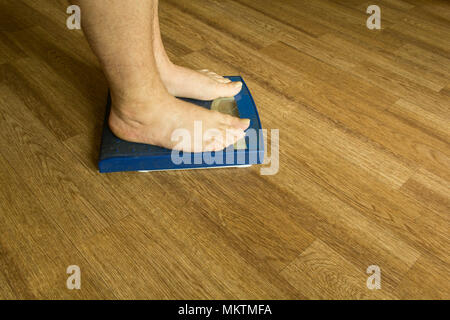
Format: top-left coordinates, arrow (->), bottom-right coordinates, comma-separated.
0,0 -> 448,299
280,240 -> 394,299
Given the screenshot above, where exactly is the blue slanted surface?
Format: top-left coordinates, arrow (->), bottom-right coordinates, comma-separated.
98,76 -> 264,173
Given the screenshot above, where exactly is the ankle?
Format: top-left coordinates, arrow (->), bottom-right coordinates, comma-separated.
110,83 -> 169,113
154,49 -> 174,70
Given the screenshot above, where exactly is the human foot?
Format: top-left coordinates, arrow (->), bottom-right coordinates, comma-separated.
151,0 -> 241,101
108,94 -> 250,152
157,63 -> 243,101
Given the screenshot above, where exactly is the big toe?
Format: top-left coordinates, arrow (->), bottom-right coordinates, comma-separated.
233,118 -> 251,130
216,81 -> 243,98
218,113 -> 250,130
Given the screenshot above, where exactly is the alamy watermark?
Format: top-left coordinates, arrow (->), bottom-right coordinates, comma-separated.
170,122 -> 279,175
366,265 -> 381,290
68,4 -> 382,31
66,265 -> 81,290
366,5 -> 381,30
66,5 -> 81,30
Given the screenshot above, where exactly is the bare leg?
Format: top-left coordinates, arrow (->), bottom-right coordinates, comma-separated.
71,0 -> 249,152
152,1 -> 243,100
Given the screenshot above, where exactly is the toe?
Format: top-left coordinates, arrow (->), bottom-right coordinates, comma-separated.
214,76 -> 232,84
203,128 -> 225,150
208,72 -> 228,82
219,113 -> 249,129
217,113 -> 238,126
230,81 -> 243,93
224,128 -> 245,147
214,139 -> 227,152
208,73 -> 232,84
233,118 -> 251,130
204,136 -> 226,152
215,81 -> 242,98
216,78 -> 230,84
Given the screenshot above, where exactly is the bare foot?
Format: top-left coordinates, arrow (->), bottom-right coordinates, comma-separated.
158,63 -> 243,101
151,1 -> 241,101
108,94 -> 250,152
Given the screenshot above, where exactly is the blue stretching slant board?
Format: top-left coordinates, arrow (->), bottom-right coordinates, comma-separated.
98,76 -> 264,173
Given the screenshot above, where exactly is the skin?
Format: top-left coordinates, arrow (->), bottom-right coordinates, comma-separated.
71,0 -> 250,152
151,0 -> 243,101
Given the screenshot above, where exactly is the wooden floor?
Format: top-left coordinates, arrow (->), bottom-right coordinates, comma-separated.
0,0 -> 449,300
